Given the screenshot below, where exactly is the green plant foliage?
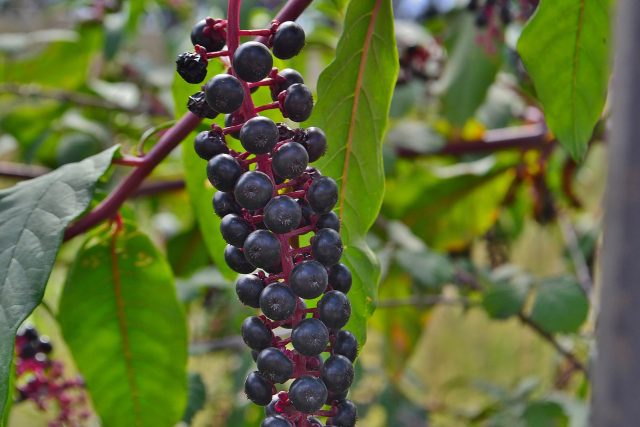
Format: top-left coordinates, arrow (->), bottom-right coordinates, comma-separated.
523,401 -> 569,427
182,373 -> 207,425
58,226 -> 188,427
440,13 -> 502,127
0,146 -> 118,419
518,0 -> 611,159
482,267 -> 531,320
530,277 -> 589,333
310,0 -> 399,343
171,60 -> 234,279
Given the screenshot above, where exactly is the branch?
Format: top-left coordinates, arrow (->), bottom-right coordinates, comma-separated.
0,83 -> 150,115
0,162 -> 50,179
518,313 -> 588,376
64,112 -> 202,241
132,180 -> 185,198
189,336 -> 245,355
377,294 -> 470,308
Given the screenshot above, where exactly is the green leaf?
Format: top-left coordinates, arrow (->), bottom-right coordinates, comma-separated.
182,373 -> 206,425
482,269 -> 531,320
530,277 -> 589,333
171,59 -> 234,279
58,226 -> 188,427
440,13 -> 501,127
524,401 -> 569,427
517,0 -> 611,159
310,0 -> 398,343
0,146 -> 118,419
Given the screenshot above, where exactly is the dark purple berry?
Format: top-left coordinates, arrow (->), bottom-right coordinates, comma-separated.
239,116 -> 279,154
290,260 -> 328,299
204,74 -> 245,114
191,19 -> 226,52
321,355 -> 354,393
317,212 -> 340,232
176,52 -> 207,84
318,290 -> 351,329
244,230 -> 281,269
263,195 -> 302,234
236,274 -> 264,308
261,415 -> 293,427
289,376 -> 328,413
333,330 -> 358,362
225,112 -> 244,139
206,154 -> 242,192
272,142 -> 308,179
233,41 -> 273,82
272,21 -> 306,59
213,191 -> 241,217
242,316 -> 273,351
224,245 -> 255,274
307,177 -> 338,214
303,127 -> 327,162
259,283 -> 297,321
194,130 -> 228,160
292,318 -> 329,356
234,171 -> 274,211
329,400 -> 357,427
245,371 -> 274,406
328,263 -> 351,294
283,83 -> 313,122
257,347 -> 293,383
221,214 -> 253,247
311,228 -> 343,266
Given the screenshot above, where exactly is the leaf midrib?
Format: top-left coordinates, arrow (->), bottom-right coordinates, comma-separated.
338,0 -> 383,220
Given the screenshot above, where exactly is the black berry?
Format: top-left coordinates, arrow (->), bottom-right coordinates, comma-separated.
290,260 -> 328,299
272,21 -> 306,59
283,83 -> 313,122
292,318 -> 329,356
176,52 -> 207,84
236,274 -> 264,308
333,330 -> 358,362
204,74 -> 245,114
234,171 -> 274,210
245,371 -> 274,406
328,263 -> 352,294
213,191 -> 241,217
244,230 -> 282,269
321,354 -> 354,393
318,290 -> 351,329
187,91 -> 218,119
289,376 -> 328,413
317,212 -> 340,232
233,41 -> 273,82
263,195 -> 302,234
239,116 -> 279,154
191,19 -> 226,52
225,112 -> 244,139
221,214 -> 253,247
207,154 -> 242,192
272,142 -> 308,179
242,316 -> 273,351
256,347 -> 293,383
224,244 -> 255,273
311,228 -> 343,266
194,130 -> 228,160
271,68 -> 304,101
330,400 -> 357,427
304,127 -> 327,162
307,177 -> 338,214
259,283 -> 297,321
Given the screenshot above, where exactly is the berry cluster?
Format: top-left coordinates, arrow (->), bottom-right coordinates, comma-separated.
14,326 -> 89,427
468,0 -> 539,53
176,10 -> 357,427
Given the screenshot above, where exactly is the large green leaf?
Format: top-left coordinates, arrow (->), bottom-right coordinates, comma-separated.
529,276 -> 589,333
517,0 -> 611,159
440,13 -> 501,127
310,0 -> 398,343
171,59 -> 234,279
0,146 -> 118,419
58,226 -> 188,427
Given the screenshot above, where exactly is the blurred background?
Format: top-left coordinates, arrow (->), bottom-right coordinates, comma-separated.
0,0 -> 601,425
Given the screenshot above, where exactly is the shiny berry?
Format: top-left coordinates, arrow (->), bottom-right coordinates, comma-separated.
221,214 -> 253,248
317,212 -> 340,232
311,228 -> 343,266
213,191 -> 241,217
187,91 -> 218,119
242,316 -> 273,351
261,415 -> 293,427
244,230 -> 281,269
233,41 -> 273,82
328,263 -> 352,294
206,154 -> 242,192
191,19 -> 226,52
333,330 -> 358,362
272,21 -> 306,59
239,116 -> 279,154
204,74 -> 245,114
283,83 -> 313,122
307,177 -> 338,214
272,142 -> 308,179
318,290 -> 351,329
194,130 -> 228,160
321,355 -> 354,393
234,171 -> 274,211
245,371 -> 274,406
257,347 -> 293,383
290,260 -> 328,299
236,274 -> 264,308
289,376 -> 328,413
224,244 -> 255,274
263,195 -> 302,234
259,283 -> 297,321
304,127 -> 327,162
270,68 -> 304,101
330,400 -> 357,427
292,318 -> 329,356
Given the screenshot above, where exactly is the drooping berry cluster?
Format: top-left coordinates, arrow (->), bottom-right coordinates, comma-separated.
14,326 -> 89,427
468,0 -> 539,52
176,7 -> 357,427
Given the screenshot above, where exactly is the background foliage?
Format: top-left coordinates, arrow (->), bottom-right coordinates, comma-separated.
0,0 -> 608,425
